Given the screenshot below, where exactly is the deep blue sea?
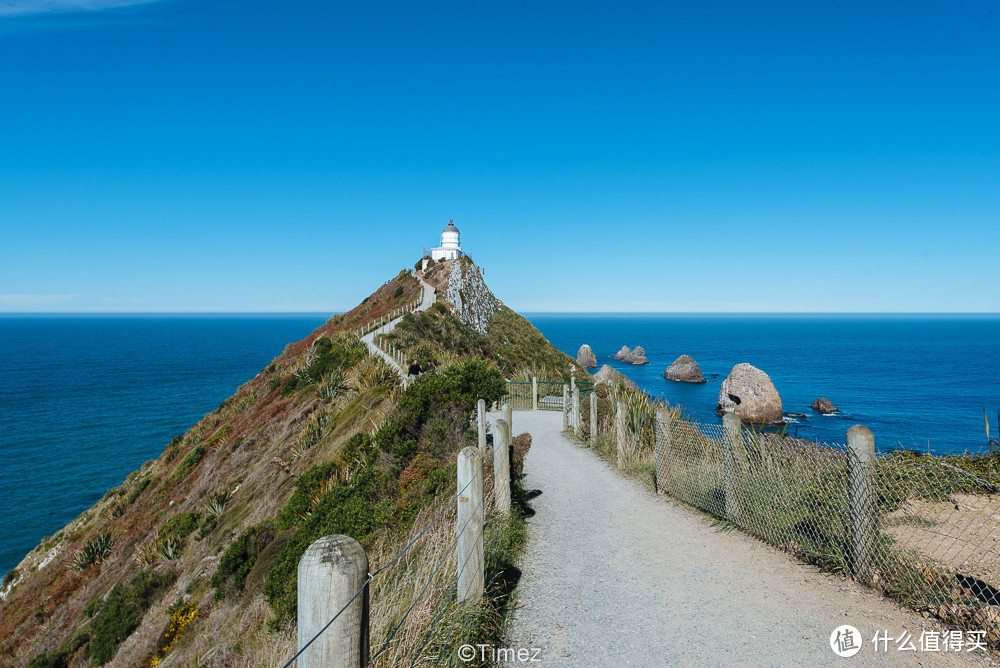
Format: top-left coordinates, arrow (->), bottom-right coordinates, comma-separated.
1,314 -> 999,578
525,314 -> 1000,457
0,315 -> 328,578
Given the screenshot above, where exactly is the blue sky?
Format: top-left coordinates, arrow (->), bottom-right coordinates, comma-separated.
1,0 -> 997,313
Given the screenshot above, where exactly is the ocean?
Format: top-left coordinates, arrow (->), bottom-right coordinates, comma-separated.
526,314 -> 1000,455
1,313 -> 999,577
0,315 -> 328,578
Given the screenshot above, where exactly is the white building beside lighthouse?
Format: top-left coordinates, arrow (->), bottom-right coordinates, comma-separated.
430,220 -> 464,261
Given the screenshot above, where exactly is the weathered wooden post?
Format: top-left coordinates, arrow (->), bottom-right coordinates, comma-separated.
457,447 -> 484,603
297,535 -> 370,668
502,402 -> 512,434
589,389 -> 598,443
847,425 -> 877,585
654,407 -> 672,495
476,399 -> 487,458
562,384 -> 570,430
616,400 -> 626,468
494,419 -> 511,515
531,376 -> 538,411
722,413 -> 742,524
573,387 -> 581,437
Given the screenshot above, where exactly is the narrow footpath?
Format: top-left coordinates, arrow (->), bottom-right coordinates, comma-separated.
360,276 -> 435,377
494,410 -> 992,667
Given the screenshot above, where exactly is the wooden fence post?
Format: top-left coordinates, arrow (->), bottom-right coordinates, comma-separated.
573,387 -> 581,437
722,413 -> 742,524
589,390 -> 598,443
457,447 -> 484,603
502,402 -> 512,435
532,376 -> 538,411
297,535 -> 370,668
654,407 -> 671,495
615,400 -> 626,468
494,418 -> 511,515
477,399 -> 487,458
562,384 -> 569,430
847,425 -> 877,585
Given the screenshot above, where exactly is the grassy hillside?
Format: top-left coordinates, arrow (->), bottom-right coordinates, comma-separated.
0,261 -> 562,667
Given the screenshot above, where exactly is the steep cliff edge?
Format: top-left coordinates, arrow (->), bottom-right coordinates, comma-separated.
0,259 -> 573,667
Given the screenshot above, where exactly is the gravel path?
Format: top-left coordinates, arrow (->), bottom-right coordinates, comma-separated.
497,410 -> 994,667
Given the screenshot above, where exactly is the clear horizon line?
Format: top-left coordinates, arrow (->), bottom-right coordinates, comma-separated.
2,310 -> 1000,317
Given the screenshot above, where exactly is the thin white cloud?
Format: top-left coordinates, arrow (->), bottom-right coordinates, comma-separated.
0,0 -> 159,17
0,293 -> 80,308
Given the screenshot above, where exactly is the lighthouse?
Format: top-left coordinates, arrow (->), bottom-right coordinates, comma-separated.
430,220 -> 464,261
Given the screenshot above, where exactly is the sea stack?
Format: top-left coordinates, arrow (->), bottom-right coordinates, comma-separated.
576,344 -> 598,368
663,355 -> 706,383
625,346 -> 649,365
612,345 -> 649,365
716,363 -> 783,425
612,346 -> 631,361
811,397 -> 838,414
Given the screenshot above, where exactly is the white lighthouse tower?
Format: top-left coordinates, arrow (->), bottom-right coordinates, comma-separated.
430,220 -> 464,261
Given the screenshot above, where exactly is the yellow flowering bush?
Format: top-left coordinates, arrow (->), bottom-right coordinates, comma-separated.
149,603 -> 198,666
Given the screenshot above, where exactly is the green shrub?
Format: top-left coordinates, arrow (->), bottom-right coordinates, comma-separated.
83,597 -> 101,618
393,286 -> 404,298
263,470 -> 392,622
212,523 -> 275,600
27,630 -> 88,668
262,361 -> 504,623
304,336 -> 367,384
169,445 -> 206,481
89,570 -> 175,665
161,511 -> 202,542
376,360 -> 505,461
2,568 -> 18,587
125,477 -> 151,505
280,375 -> 306,397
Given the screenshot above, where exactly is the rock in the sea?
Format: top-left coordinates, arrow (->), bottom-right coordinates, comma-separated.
663,355 -> 706,383
811,397 -> 838,414
612,345 -> 648,365
624,346 -> 649,365
716,363 -> 783,425
576,344 -> 597,369
594,364 -> 640,392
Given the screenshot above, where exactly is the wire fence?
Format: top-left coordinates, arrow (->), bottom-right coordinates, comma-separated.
614,413 -> 1000,645
286,405 -> 517,666
497,380 -> 594,412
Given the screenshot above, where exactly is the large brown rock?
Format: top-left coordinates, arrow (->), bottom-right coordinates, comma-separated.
576,344 -> 597,368
663,355 -> 706,383
716,363 -> 783,425
594,364 -> 640,392
612,346 -> 631,361
811,397 -> 838,414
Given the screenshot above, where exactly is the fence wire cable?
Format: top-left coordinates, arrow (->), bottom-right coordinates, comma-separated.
440,517 -> 507,667
370,489 -> 486,664
286,461 -> 484,668
371,470 -> 479,578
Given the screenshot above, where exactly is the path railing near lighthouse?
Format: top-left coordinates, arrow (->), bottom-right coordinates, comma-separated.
590,397 -> 1000,648
497,379 -> 593,413
286,400 -> 519,667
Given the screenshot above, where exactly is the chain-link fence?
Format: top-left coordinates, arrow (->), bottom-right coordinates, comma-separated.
650,414 -> 1000,646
